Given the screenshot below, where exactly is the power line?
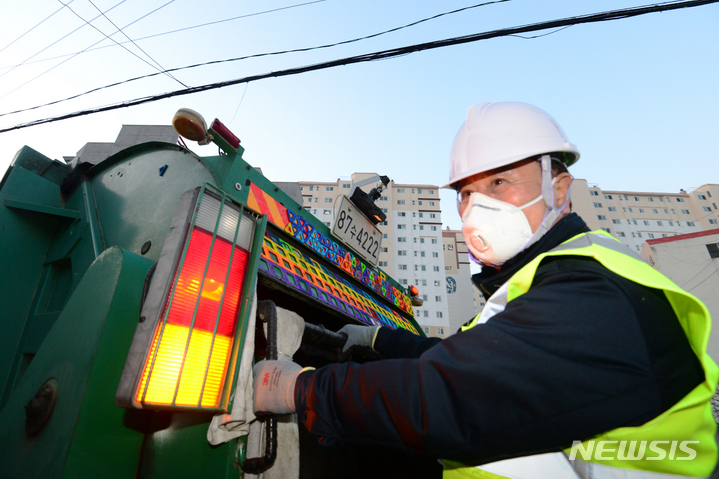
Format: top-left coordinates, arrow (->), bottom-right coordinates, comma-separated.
84,0 -> 187,88
0,0 -> 76,55
2,0 -> 717,134
0,0 -> 328,72
0,0 -> 128,81
0,0 -> 510,118
0,0 -> 175,101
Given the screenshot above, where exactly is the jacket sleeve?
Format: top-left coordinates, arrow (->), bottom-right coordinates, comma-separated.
294,259 -> 703,465
372,326 -> 442,359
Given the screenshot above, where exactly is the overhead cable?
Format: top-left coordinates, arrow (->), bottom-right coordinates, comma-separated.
0,0 -> 76,55
2,0 -> 717,134
0,0 -> 510,117
84,0 -> 187,88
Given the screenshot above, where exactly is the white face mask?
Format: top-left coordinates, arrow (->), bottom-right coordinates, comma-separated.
461,192 -> 544,267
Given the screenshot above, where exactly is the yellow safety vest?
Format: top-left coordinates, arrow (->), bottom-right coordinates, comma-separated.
445,231 -> 719,478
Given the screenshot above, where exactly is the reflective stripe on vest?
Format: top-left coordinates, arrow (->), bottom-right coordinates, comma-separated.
447,231 -> 719,478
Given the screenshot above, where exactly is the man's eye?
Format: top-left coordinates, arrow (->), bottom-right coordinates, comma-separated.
492,179 -> 505,187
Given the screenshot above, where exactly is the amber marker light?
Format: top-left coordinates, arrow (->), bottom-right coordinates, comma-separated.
117,185 -> 267,411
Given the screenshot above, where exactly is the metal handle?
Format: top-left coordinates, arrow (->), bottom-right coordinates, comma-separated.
243,300 -> 278,475
302,322 -> 348,350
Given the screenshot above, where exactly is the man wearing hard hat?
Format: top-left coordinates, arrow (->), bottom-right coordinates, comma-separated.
254,102 -> 718,478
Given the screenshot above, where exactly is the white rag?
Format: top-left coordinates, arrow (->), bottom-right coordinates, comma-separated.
207,297 -> 305,479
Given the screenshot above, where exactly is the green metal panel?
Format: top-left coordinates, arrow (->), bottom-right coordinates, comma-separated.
88,143 -> 215,262
0,247 -> 152,479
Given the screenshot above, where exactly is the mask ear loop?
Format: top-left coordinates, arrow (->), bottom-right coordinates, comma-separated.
522,154 -> 573,251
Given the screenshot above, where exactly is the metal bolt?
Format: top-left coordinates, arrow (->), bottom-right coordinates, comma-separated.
235,183 -> 242,191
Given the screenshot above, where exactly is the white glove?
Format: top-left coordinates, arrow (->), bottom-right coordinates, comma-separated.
252,360 -> 303,415
338,324 -> 380,352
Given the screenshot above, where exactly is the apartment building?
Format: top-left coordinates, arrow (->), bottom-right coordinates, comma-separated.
570,181 -> 719,252
443,229 -> 477,335
298,173 -> 450,337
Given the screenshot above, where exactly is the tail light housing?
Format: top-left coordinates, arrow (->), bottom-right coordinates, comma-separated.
117,185 -> 266,411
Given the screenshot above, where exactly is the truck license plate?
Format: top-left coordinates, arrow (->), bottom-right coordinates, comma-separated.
332,195 -> 382,267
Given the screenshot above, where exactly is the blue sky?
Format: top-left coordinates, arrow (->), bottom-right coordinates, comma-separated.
1,0 -> 717,231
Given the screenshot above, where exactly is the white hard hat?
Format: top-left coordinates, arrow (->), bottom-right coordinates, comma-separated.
443,102 -> 580,189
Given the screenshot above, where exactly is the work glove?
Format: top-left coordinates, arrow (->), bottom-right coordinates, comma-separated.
338,324 -> 380,353
252,360 -> 303,415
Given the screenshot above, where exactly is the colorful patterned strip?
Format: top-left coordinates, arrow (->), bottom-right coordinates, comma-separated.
247,183 -> 413,316
260,231 -> 418,334
246,183 -> 291,232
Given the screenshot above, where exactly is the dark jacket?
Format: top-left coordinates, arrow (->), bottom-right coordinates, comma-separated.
294,214 -> 704,465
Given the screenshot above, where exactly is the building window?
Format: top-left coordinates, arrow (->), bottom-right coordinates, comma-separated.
698,194 -> 707,200
617,232 -> 626,237
644,221 -> 650,225
342,183 -> 350,189
603,228 -> 611,233
628,208 -> 633,213
633,220 -> 638,225
422,280 -> 427,286
687,222 -> 695,226
593,202 -> 602,208
398,264 -> 407,270
398,224 -> 406,230
420,251 -> 425,257
430,226 -> 438,231
380,247 -> 388,253
423,326 -> 430,334
412,201 -> 416,206
648,197 -> 654,202
397,200 -> 405,205
597,215 -> 607,220
429,201 -> 436,206
648,233 -> 655,239
432,252 -> 439,258
430,213 -> 436,219
435,296 -> 442,302
677,198 -> 685,203
708,191 -> 713,198
659,197 -> 664,202
423,310 -> 429,317
397,212 -> 405,217
420,238 -> 425,243
639,209 -> 645,213
431,239 -> 438,244
637,233 -> 642,238
324,198 -> 332,203
418,201 -> 423,206
664,209 -> 668,214
400,279 -> 408,285
709,219 -> 718,225
309,186 -> 314,191
380,196 -> 387,201
419,225 -> 424,230
379,261 -> 387,266
703,207 -> 712,212
397,188 -> 405,193
398,237 -> 406,242
433,266 -> 440,272
398,250 -> 407,256
604,194 -> 613,200
428,190 -> 434,195
612,219 -> 620,224
421,265 -> 426,271
608,207 -> 616,212
652,209 -> 658,214
714,203 -> 718,210
417,189 -> 423,194
657,221 -> 663,226
681,209 -> 690,214
590,191 -> 599,196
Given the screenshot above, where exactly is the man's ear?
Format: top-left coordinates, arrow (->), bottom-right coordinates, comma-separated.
553,172 -> 573,209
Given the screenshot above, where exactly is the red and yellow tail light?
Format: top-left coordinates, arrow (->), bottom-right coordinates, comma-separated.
117,185 -> 266,411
